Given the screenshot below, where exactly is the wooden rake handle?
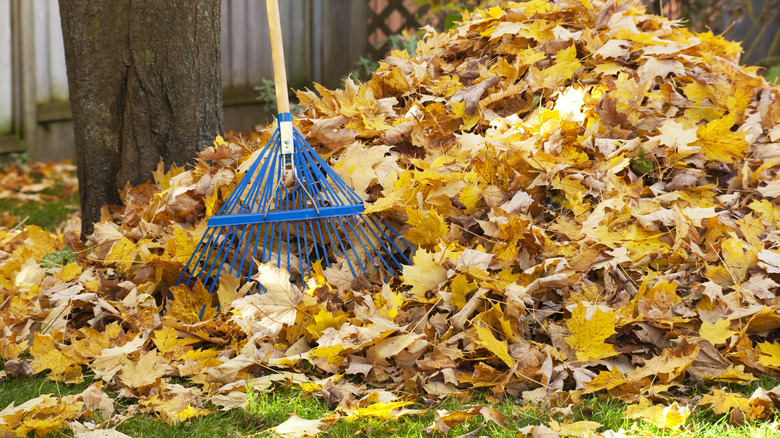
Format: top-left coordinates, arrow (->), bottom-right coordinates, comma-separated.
266,0 -> 290,114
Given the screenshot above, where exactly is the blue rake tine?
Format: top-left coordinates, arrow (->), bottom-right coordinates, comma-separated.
175,0 -> 415,320
176,113 -> 415,321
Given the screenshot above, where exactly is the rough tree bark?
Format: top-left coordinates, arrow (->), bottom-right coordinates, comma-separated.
59,0 -> 223,237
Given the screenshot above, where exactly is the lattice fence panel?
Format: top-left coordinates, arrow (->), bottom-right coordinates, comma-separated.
366,0 -> 420,60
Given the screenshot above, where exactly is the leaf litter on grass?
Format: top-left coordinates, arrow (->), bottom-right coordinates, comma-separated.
4,0 -> 780,436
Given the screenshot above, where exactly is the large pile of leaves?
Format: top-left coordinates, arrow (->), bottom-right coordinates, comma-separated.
4,0 -> 780,435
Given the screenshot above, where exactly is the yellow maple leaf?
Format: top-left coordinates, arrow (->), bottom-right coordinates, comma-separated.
705,237 -> 759,287
624,398 -> 690,430
15,419 -> 63,437
216,270 -> 241,309
30,333 -> 81,380
152,327 -> 198,359
167,223 -> 207,263
565,302 -> 618,362
699,389 -> 748,415
171,404 -> 212,423
309,344 -> 345,366
757,341 -> 780,369
708,364 -> 759,383
699,318 -> 736,345
306,309 -> 347,340
118,350 -> 167,390
749,199 -> 780,227
532,45 -> 581,89
58,262 -> 82,282
105,236 -> 138,271
404,208 -> 449,247
451,100 -> 482,130
26,225 -> 60,259
629,343 -> 699,384
350,401 -> 417,419
376,283 -> 405,320
473,323 -> 516,368
167,282 -> 216,323
695,113 -> 749,163
583,367 -> 627,394
402,249 -> 448,299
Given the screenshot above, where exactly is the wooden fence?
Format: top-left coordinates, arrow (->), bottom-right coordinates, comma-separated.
0,0 -> 369,161
1,0 -> 777,162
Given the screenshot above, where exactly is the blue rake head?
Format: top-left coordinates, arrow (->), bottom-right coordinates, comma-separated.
176,113 -> 413,318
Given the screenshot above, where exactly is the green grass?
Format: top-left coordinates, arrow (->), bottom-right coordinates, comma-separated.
766,65 -> 780,84
237,378 -> 780,438
0,371 -> 261,438
114,410 -> 261,438
0,159 -> 79,231
0,373 -> 92,409
0,187 -> 79,231
2,368 -> 780,437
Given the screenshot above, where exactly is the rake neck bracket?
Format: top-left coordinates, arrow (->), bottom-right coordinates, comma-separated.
278,112 -> 294,154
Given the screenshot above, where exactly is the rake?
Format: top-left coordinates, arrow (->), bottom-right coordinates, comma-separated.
177,0 -> 413,316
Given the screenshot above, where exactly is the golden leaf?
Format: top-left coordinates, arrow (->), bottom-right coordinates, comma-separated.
152,327 -> 198,359
30,333 -> 81,380
624,398 -> 690,430
351,401 -> 418,419
583,367 -> 627,394
172,404 -> 212,422
167,282 -> 216,323
404,208 -> 449,247
16,419 -> 63,437
118,350 -> 167,390
698,389 -> 748,415
402,249 -> 448,299
306,309 -> 348,340
699,318 -> 736,345
757,341 -> 780,369
695,114 -> 749,163
564,302 -> 618,362
628,343 -> 699,384
473,323 -> 516,368
105,236 -> 138,271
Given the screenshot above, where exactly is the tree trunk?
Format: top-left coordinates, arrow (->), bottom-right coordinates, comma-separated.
59,0 -> 223,237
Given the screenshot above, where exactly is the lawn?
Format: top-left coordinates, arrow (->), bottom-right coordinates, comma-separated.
2,370 -> 780,437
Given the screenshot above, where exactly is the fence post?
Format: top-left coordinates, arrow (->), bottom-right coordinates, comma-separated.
18,0 -> 36,156
311,0 -> 323,84
320,0 -> 367,88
